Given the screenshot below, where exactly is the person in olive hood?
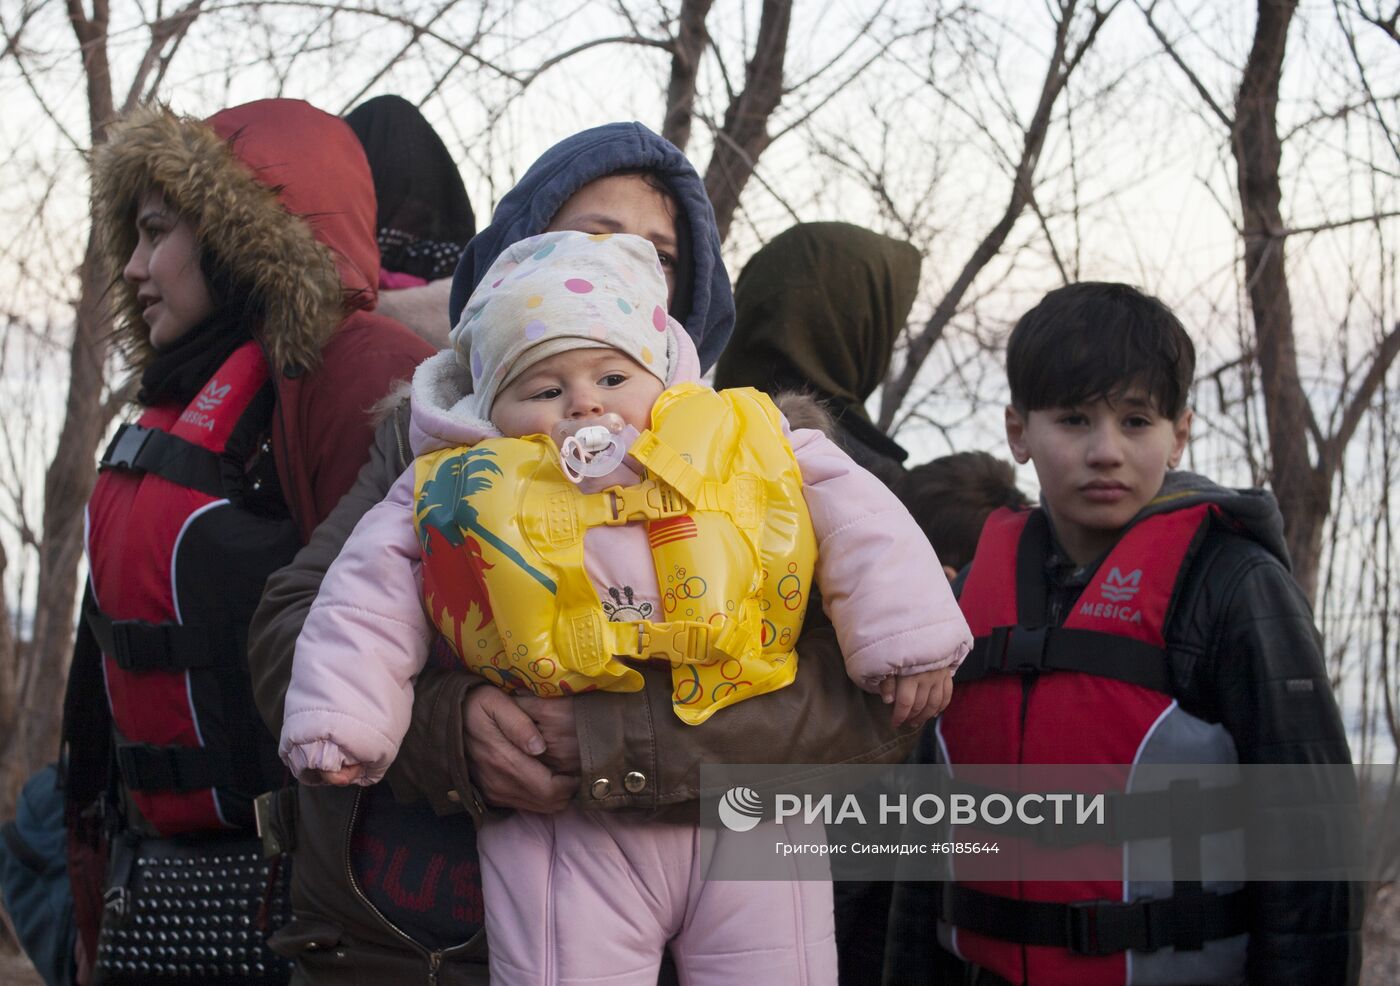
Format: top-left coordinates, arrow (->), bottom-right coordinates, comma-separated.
714,221 -> 922,489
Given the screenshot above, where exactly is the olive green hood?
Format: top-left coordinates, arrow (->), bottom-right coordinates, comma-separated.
715,221 -> 922,424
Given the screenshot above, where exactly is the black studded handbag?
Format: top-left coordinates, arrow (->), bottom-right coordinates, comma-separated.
92,830 -> 292,985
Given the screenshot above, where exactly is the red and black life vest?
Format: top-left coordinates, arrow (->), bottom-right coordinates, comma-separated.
935,505 -> 1248,986
84,341 -> 300,836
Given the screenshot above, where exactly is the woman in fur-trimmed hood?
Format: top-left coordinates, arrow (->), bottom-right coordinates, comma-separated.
91,98 -> 434,532
63,98 -> 432,984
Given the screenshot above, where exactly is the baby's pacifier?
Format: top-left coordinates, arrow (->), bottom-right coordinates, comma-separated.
554,414 -> 631,483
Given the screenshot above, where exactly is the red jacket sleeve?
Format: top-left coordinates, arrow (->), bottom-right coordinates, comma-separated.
274,311 -> 435,540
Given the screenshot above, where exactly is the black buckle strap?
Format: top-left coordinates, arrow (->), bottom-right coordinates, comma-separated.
85,608 -> 227,671
100,423 -> 226,498
958,625 -> 1053,680
102,832 -> 141,928
102,423 -> 155,471
1051,628 -> 1172,694
974,625 -> 1051,673
957,625 -> 1172,695
116,743 -> 218,793
939,883 -> 1248,956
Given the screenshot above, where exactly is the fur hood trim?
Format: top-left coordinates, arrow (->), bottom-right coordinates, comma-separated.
407,351 -> 493,455
773,390 -> 835,437
93,101 -> 377,374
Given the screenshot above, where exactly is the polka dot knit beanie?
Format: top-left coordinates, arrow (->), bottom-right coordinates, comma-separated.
448,230 -> 678,418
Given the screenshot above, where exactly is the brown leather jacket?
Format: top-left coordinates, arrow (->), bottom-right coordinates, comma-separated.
247,400 -> 913,984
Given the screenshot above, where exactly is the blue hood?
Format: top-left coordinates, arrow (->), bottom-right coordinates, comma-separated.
449,122 -> 734,370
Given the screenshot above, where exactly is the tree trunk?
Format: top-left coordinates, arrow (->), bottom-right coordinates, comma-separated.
702,0 -> 791,243
1232,0 -> 1325,599
0,538 -> 18,815
662,0 -> 714,153
0,1 -> 120,813
69,0 -> 115,133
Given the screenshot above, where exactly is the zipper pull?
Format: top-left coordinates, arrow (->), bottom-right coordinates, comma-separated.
427,950 -> 442,985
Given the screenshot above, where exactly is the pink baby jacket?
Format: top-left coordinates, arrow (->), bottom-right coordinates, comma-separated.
280,323 -> 971,783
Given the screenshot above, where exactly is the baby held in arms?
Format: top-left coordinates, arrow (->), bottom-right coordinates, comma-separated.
279,229 -> 971,986
281,229 -> 970,787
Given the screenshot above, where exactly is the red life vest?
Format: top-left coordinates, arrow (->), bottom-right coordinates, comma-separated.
84,341 -> 299,836
936,505 -> 1248,986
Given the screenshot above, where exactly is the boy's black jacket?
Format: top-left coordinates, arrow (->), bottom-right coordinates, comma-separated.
885,470 -> 1363,986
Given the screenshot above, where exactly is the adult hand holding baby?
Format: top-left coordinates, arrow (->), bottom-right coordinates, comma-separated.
463,686 -> 579,813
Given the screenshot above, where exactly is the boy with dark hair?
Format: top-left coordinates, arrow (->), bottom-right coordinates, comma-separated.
885,282 -> 1361,986
902,451 -> 1030,574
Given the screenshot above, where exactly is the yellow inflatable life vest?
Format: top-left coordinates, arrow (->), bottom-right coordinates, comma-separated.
412,383 -> 817,725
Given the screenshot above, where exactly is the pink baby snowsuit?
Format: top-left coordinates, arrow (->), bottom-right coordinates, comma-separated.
281,317 -> 971,985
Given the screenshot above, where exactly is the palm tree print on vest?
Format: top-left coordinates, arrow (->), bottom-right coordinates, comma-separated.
415,447 -> 558,593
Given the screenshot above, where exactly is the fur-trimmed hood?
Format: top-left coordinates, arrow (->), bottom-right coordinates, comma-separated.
93,98 -> 380,374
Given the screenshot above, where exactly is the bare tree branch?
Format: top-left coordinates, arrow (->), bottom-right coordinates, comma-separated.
419,1 -> 497,104
1137,0 -> 1234,130
67,0 -> 116,139
661,0 -> 712,152
1231,0 -> 1335,600
337,0 -> 465,113
1280,93 -> 1400,144
780,0 -> 893,94
1334,0 -> 1400,168
3,6 -> 86,153
697,111 -> 803,227
1324,321 -> 1400,476
768,18 -> 934,146
878,0 -> 1120,429
208,0 -> 522,82
1274,210 -> 1400,237
516,34 -> 672,87
703,0 -> 792,242
1355,0 -> 1400,42
124,0 -> 205,113
1025,184 -> 1071,283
